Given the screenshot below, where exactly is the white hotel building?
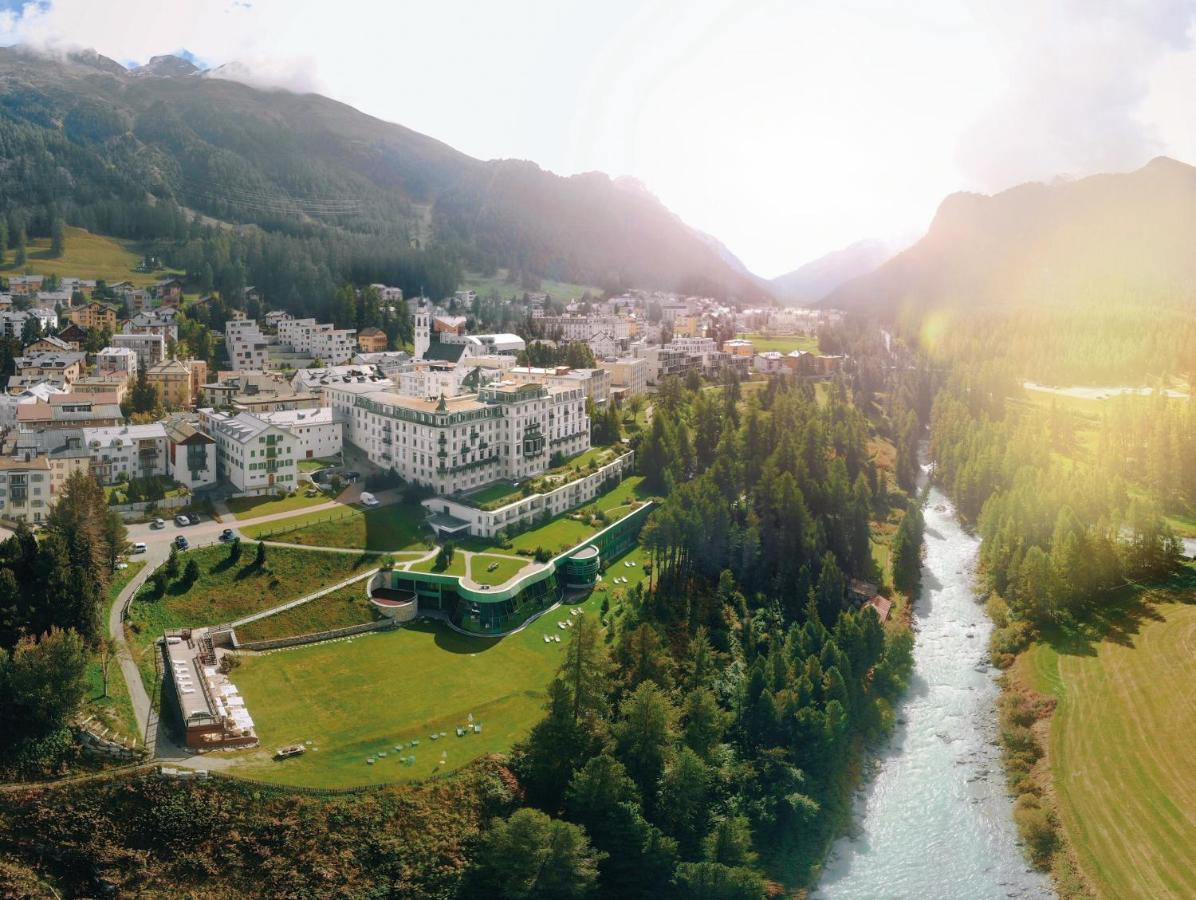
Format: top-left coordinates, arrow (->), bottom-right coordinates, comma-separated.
352,379 -> 590,495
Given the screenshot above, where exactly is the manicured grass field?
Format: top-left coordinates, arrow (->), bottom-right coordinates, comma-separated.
469,554 -> 531,586
1,227 -> 179,286
735,332 -> 819,353
1029,564 -> 1196,899
462,480 -> 523,509
235,581 -> 380,643
229,582 -> 615,788
82,562 -> 146,744
224,529 -> 649,789
242,503 -> 430,552
124,543 -> 378,690
410,551 -> 468,577
226,488 -> 330,520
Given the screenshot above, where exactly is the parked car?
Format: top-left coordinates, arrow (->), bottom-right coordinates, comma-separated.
174,514 -> 189,527
151,518 -> 166,529
188,513 -> 202,525
132,542 -> 148,554
360,491 -> 379,507
174,536 -> 189,550
219,528 -> 236,542
344,470 -> 360,482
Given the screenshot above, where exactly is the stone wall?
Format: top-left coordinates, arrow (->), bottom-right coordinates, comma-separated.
232,616 -> 396,652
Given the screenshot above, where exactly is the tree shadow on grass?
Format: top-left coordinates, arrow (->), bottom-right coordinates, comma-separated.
1042,564 -> 1196,658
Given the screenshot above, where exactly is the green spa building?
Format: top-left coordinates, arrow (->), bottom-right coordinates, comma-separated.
371,503 -> 652,635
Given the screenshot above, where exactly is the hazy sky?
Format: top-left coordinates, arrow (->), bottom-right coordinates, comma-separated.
3,0 -> 1195,276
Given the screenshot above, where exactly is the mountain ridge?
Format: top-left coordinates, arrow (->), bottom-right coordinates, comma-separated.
825,156 -> 1196,315
0,45 -> 769,301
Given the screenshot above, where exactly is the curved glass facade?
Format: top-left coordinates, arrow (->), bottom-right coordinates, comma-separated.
373,502 -> 654,636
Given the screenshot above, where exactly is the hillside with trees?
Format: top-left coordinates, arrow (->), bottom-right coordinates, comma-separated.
826,158 -> 1196,382
0,47 -> 767,310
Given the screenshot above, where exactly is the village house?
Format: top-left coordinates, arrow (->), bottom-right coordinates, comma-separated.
67,301 -> 118,330
356,326 -> 388,353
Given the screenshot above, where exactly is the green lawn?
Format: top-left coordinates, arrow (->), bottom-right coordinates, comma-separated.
469,555 -> 532,586
226,488 -> 331,520
81,562 -> 146,744
735,332 -> 819,353
235,581 -> 380,643
1027,564 -> 1196,899
1,226 -> 170,286
464,475 -> 651,557
298,457 -> 340,474
124,543 -> 379,690
228,588 -> 614,788
461,480 -> 523,510
243,503 -> 431,552
410,551 -> 468,577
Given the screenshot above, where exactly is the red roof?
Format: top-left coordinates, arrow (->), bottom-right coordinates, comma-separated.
863,595 -> 892,622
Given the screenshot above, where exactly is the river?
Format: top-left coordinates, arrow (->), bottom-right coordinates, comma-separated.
814,483 -> 1054,900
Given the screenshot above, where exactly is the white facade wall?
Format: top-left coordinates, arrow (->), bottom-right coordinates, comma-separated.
352,381 -> 590,495
112,333 -> 166,368
259,407 -> 342,459
168,440 -> 217,490
199,409 -> 302,495
97,347 -> 138,377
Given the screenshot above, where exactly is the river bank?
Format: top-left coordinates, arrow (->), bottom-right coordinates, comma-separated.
814,485 -> 1052,899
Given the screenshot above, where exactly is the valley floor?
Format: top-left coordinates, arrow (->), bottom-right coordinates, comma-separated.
1018,563 -> 1196,899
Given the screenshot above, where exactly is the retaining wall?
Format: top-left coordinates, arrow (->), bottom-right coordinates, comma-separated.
232,616 -> 396,652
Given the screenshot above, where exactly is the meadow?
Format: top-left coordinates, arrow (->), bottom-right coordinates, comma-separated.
1022,564 -> 1196,899
1,226 -> 173,285
735,331 -> 819,353
460,269 -> 599,301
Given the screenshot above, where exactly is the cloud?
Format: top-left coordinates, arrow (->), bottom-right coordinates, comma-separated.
0,0 -> 326,94
957,0 -> 1196,191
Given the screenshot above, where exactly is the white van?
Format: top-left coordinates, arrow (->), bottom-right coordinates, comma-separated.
132,542 -> 148,554
360,491 -> 379,507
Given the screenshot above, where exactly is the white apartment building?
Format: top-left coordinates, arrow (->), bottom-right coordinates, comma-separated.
352,378 -> 590,495
599,356 -> 648,397
667,336 -> 721,375
164,416 -> 218,490
112,332 -> 166,368
82,424 -> 169,484
198,409 -> 300,495
631,343 -> 699,384
224,319 -> 273,371
123,310 -> 179,343
276,317 -> 357,366
96,346 -> 139,378
259,407 -> 342,459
